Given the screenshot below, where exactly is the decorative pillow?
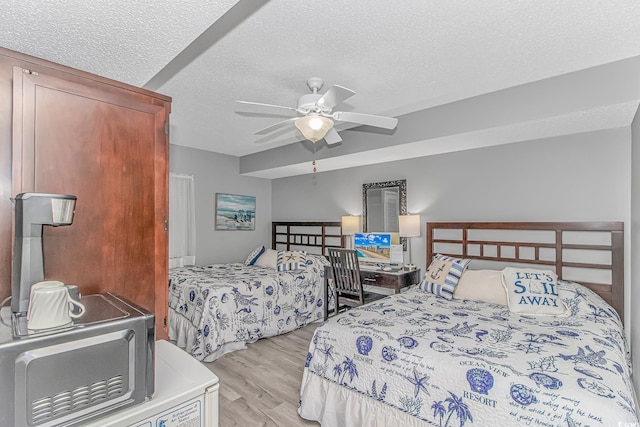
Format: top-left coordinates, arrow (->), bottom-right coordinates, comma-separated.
245,245 -> 265,266
420,254 -> 471,300
276,250 -> 307,271
501,267 -> 569,316
453,269 -> 508,305
254,248 -> 278,269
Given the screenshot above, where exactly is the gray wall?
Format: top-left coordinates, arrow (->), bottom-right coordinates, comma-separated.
631,106 -> 640,394
272,128 -> 632,325
173,126 -> 636,391
170,145 -> 272,265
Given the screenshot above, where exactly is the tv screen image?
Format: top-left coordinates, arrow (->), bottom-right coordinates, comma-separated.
353,233 -> 392,263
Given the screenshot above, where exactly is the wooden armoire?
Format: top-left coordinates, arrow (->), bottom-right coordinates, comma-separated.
0,47 -> 172,339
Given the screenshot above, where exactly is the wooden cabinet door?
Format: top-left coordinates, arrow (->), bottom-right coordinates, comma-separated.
12,66 -> 169,338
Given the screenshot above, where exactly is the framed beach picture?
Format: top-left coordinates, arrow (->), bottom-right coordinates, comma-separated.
215,193 -> 256,230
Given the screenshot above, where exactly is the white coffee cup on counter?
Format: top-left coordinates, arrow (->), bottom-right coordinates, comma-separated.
27,280 -> 85,331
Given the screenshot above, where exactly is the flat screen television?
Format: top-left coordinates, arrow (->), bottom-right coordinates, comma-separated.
353,232 -> 392,264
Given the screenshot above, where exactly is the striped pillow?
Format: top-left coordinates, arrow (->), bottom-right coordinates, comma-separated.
276,250 -> 307,271
420,254 -> 471,299
245,246 -> 265,266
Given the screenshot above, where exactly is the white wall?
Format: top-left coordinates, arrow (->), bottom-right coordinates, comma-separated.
631,106 -> 640,394
272,128 -> 632,324
170,145 -> 272,265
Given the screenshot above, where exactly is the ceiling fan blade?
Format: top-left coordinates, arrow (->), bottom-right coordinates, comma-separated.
253,117 -> 297,135
324,127 -> 342,145
237,100 -> 299,115
332,111 -> 398,129
316,85 -> 356,109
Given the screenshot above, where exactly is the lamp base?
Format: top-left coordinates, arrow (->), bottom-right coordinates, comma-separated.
404,264 -> 417,271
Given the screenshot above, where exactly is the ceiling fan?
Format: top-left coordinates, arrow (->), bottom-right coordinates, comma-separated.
237,77 -> 398,145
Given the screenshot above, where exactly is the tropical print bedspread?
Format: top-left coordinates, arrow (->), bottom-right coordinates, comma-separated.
301,281 -> 638,426
169,254 -> 328,361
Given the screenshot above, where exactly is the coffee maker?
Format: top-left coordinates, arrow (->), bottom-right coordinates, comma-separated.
11,192 -> 76,315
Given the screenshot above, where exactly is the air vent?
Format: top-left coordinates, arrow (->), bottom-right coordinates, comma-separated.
30,375 -> 125,425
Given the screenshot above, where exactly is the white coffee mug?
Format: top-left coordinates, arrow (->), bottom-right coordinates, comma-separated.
27,280 -> 86,330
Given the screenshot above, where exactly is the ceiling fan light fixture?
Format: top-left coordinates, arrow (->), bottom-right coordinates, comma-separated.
295,115 -> 334,143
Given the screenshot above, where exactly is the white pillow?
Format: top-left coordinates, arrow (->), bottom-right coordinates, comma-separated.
453,270 -> 507,305
254,248 -> 278,269
501,267 -> 569,316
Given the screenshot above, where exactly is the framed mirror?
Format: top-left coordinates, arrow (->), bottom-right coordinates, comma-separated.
362,179 -> 407,249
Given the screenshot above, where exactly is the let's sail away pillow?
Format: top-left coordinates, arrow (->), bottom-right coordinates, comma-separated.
501,267 -> 569,316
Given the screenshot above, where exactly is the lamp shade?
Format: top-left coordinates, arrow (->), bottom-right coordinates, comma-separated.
295,115 -> 334,142
399,214 -> 421,237
341,215 -> 360,235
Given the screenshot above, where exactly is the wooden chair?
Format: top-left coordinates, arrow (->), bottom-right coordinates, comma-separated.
327,248 -> 386,317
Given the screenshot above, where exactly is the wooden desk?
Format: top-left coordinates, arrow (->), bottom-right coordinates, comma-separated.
323,265 -> 421,320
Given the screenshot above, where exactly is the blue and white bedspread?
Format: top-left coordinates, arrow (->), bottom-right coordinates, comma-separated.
300,281 -> 638,427
169,255 -> 328,362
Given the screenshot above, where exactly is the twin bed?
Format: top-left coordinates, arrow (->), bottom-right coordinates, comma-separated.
299,221 -> 638,426
168,222 -> 340,362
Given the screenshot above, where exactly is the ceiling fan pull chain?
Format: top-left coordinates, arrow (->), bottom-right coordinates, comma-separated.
313,144 -> 318,173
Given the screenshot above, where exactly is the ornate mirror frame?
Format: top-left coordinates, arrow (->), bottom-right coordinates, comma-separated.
362,179 -> 407,250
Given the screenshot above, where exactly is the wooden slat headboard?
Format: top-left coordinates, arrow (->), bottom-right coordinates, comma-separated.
272,221 -> 343,256
426,221 -> 624,321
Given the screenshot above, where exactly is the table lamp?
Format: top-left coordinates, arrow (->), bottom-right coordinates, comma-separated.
399,214 -> 420,270
341,215 -> 360,249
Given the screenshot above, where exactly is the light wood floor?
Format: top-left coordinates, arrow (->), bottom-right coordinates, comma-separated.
203,323 -> 322,427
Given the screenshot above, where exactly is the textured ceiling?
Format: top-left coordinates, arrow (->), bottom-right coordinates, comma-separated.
1,0 -> 640,177
0,0 -> 237,86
